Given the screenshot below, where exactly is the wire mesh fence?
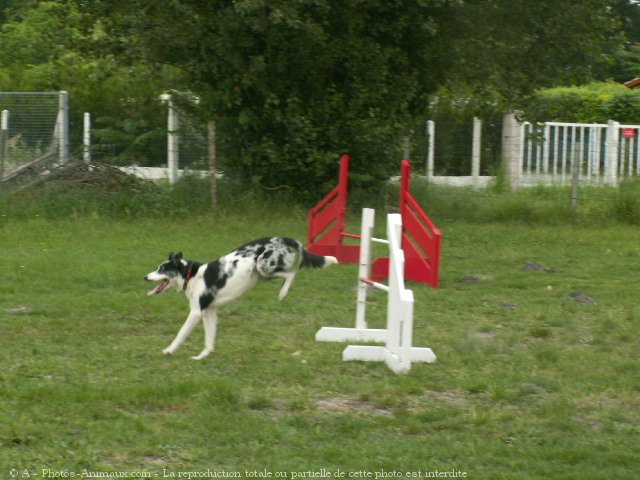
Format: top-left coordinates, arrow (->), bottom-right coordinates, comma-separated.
408,115 -> 503,179
175,109 -> 209,172
0,92 -> 67,183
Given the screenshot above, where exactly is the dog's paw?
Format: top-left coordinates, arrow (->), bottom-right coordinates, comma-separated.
191,349 -> 212,361
162,347 -> 174,356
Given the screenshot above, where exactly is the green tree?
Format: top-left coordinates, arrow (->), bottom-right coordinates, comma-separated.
93,0 -> 446,194
608,0 -> 640,81
434,0 -> 622,107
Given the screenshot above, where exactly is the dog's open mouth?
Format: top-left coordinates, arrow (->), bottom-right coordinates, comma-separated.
147,279 -> 170,296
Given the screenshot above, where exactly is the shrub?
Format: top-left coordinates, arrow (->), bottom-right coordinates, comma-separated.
528,82 -> 640,124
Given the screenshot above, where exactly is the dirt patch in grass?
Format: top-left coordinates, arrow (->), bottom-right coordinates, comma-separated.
314,390 -> 469,416
421,390 -> 469,408
315,396 -> 393,416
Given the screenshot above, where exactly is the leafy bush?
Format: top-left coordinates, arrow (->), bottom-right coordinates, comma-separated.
528,82 -> 640,124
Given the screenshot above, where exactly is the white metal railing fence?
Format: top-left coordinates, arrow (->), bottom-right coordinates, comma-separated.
520,120 -> 634,185
0,92 -> 68,182
618,125 -> 640,178
425,116 -> 640,187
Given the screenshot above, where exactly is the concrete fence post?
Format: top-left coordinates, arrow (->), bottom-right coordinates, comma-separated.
472,117 -> 482,186
58,91 -> 69,165
426,120 -> 435,178
605,120 -> 619,186
0,109 -> 8,183
83,112 -> 91,163
502,112 -> 523,188
160,93 -> 179,185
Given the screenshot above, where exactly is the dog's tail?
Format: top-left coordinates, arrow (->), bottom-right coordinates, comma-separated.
300,248 -> 338,269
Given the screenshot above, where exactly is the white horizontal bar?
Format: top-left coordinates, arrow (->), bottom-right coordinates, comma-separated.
371,237 -> 389,244
359,277 -> 389,292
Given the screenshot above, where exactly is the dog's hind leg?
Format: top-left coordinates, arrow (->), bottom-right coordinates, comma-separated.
163,310 -> 201,356
278,272 -> 296,301
192,309 -> 218,361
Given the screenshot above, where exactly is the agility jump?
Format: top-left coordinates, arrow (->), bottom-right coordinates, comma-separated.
316,209 -> 436,373
307,154 -> 441,288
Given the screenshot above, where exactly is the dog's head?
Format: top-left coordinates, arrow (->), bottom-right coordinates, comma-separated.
144,252 -> 185,296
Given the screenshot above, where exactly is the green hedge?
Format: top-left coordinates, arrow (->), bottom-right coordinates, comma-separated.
529,82 -> 640,124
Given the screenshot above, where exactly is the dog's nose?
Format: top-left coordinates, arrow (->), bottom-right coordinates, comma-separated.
144,275 -> 149,281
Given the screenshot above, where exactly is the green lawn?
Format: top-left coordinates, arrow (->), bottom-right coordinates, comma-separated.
0,214 -> 638,479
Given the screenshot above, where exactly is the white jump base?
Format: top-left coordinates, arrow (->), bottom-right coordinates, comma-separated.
316,209 -> 436,373
316,327 -> 388,343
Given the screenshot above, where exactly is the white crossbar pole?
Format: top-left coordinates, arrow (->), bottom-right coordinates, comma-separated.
360,277 -> 389,292
371,238 -> 389,245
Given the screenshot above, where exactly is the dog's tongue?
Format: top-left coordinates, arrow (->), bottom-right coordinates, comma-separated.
148,280 -> 169,296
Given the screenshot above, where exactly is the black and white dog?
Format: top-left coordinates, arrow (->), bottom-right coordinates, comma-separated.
145,237 -> 338,360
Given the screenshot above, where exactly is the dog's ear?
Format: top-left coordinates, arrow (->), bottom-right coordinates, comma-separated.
170,251 -> 183,267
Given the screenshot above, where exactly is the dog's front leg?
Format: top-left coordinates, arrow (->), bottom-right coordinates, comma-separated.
163,310 -> 201,356
278,272 -> 296,301
192,309 -> 218,361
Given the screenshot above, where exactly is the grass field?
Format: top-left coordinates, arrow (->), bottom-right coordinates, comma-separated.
0,199 -> 639,478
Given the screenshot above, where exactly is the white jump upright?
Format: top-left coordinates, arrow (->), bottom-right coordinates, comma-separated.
316,208 -> 387,343
315,209 -> 436,373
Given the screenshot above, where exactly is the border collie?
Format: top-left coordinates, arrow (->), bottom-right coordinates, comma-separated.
144,237 -> 338,360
